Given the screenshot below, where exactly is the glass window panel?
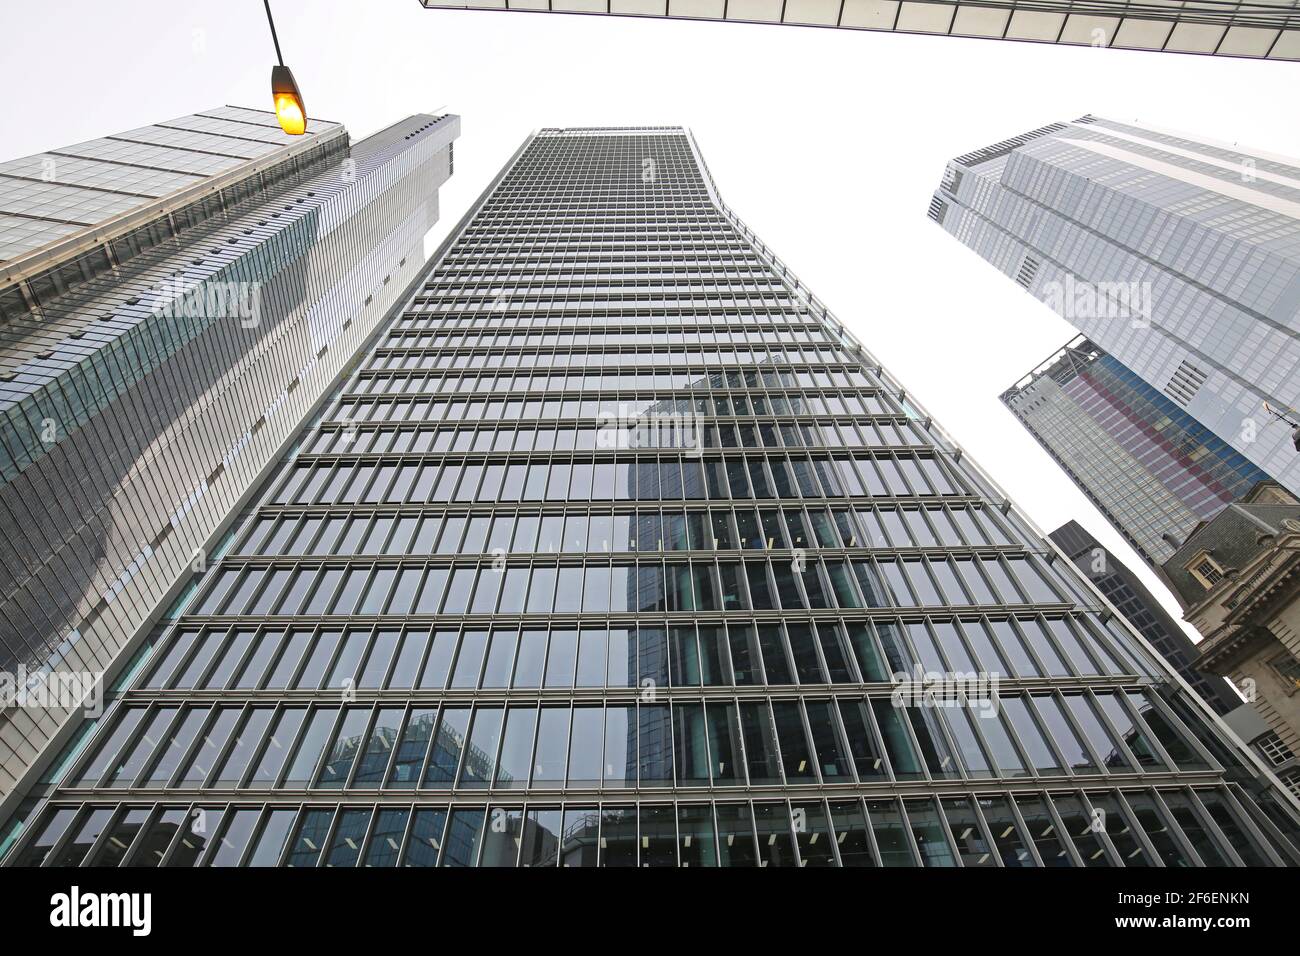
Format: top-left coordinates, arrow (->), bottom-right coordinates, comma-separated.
450,630 -> 488,688
1090,691 -> 1166,770
871,698 -> 923,780
715,803 -> 758,867
1049,794 -> 1111,867
638,704 -> 674,786
1015,795 -> 1073,867
1086,794 -> 1152,867
283,809 -> 334,868
561,808 -> 599,867
479,807 -> 523,868
1126,692 -> 1208,771
567,707 -> 604,788
389,707 -> 436,788
124,807 -> 188,868
1158,791 -> 1228,867
866,799 -> 915,866
363,808 -> 411,868
320,808 -> 371,868
544,629 -> 578,688
828,800 -> 875,866
531,707 -> 571,788
1032,694 -> 1096,773
418,630 -> 458,689
603,706 -> 636,789
316,707 -> 370,788
753,802 -> 797,868
512,630 -> 547,688
673,702 -> 711,787
439,807 -> 486,867
1128,790 -> 1190,868
424,707 -> 470,787
977,796 -> 1034,867
402,809 -> 448,867
521,808 -> 562,868
756,624 -> 793,684
206,808 -> 260,867
992,700 -> 1057,782
792,801 -> 837,866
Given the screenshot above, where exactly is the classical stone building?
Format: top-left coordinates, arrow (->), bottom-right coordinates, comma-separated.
1164,482 -> 1300,760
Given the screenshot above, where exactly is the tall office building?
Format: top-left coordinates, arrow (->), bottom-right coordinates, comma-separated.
418,0 -> 1300,60
1002,336 -> 1273,568
3,126 -> 1298,868
1048,520 -> 1239,715
931,115 -> 1300,499
0,108 -> 459,796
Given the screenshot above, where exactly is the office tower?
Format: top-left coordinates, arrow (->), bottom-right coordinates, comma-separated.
1002,337 -> 1273,569
0,108 -> 459,796
1048,520 -> 1239,715
4,125 -> 1298,869
418,0 -> 1300,59
931,114 -> 1300,501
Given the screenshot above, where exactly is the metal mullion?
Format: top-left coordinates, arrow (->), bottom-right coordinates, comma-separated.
160,703 -> 225,789
97,803 -> 158,869
1077,688 -> 1146,773
301,705 -> 348,791
1026,690 -> 1103,778
991,691 -> 1054,786
343,805 -> 383,869
1125,689 -> 1213,772
957,793 -> 1007,868
1179,787 -> 1248,867
218,623 -> 270,691
1083,789 -> 1148,867
1036,790 -> 1087,867
341,703 -> 382,791
309,802 -> 349,869
124,704 -> 187,791
407,702 -> 443,790
154,802 -> 206,868
1058,789 -> 1122,867
1211,784 -> 1288,866
69,801 -> 129,867
887,797 -> 925,866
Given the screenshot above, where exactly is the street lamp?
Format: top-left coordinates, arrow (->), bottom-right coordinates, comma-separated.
263,0 -> 306,135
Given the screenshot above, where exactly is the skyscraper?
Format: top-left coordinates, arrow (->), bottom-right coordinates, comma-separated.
930,115 -> 1300,498
4,126 -> 1297,868
418,0 -> 1300,60
1048,519 -> 1239,715
0,108 -> 459,795
1002,336 -> 1273,568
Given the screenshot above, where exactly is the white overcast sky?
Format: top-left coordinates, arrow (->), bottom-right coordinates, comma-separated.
3,0 -> 1297,636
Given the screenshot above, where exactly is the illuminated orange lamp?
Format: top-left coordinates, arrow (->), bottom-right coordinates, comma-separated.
271,65 -> 306,136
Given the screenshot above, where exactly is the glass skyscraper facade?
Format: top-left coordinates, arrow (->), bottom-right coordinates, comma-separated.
1002,336 -> 1272,568
1048,520 -> 1239,716
931,114 -> 1300,498
0,108 -> 459,797
4,126 -> 1299,868
419,0 -> 1300,60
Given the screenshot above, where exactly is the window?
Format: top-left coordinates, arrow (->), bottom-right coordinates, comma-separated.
1256,731 -> 1295,766
1271,654 -> 1300,691
1186,552 -> 1224,589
